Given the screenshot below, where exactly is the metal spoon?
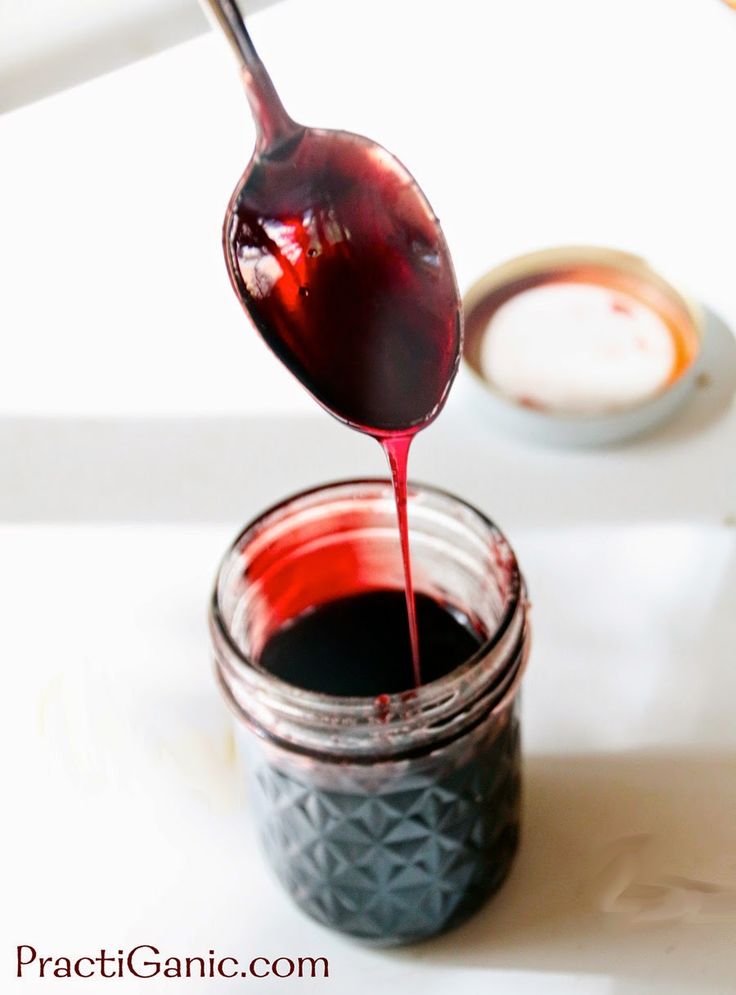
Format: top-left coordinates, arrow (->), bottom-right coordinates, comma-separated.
202,0 -> 462,435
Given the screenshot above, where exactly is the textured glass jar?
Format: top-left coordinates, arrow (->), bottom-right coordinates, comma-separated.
210,481 -> 530,945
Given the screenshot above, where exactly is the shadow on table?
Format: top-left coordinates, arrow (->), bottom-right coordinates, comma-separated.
384,749 -> 736,995
633,305 -> 736,444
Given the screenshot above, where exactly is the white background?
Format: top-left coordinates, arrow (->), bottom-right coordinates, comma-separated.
2,1 -> 736,993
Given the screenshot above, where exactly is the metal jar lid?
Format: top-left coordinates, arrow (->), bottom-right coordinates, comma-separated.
461,246 -> 704,446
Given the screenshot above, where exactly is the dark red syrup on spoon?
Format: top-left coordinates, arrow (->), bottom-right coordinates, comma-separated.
208,0 -> 462,685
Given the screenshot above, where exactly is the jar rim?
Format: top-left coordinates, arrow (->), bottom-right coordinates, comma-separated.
209,478 -> 523,721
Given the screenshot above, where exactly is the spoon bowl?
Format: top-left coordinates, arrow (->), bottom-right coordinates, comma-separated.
203,0 -> 462,434
225,125 -> 462,432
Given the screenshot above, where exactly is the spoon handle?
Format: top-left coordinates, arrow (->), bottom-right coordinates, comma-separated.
201,0 -> 299,152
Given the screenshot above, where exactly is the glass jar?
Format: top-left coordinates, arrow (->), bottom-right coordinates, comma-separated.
210,480 -> 530,945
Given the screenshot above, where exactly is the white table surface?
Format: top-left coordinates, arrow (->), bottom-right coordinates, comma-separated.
2,1 -> 736,993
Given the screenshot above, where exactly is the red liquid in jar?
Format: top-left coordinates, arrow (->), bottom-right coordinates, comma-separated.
254,585 -> 520,944
259,588 -> 483,697
226,128 -> 462,686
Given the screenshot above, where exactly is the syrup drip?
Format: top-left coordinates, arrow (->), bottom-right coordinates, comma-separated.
381,435 -> 420,686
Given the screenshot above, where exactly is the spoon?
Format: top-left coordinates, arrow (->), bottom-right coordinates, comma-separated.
202,0 -> 463,436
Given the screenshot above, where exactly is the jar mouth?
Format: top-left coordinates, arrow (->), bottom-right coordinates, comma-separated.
209,479 -> 523,721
